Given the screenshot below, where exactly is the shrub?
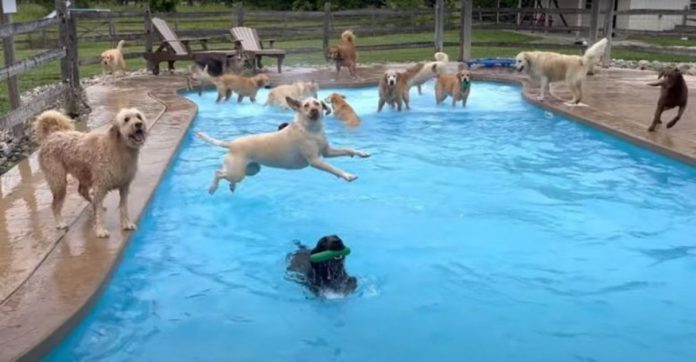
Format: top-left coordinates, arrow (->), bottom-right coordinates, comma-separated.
149,0 -> 176,12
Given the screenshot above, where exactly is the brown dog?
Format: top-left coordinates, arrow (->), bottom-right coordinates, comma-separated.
324,93 -> 361,126
214,73 -> 271,103
647,67 -> 688,132
435,65 -> 471,108
378,63 -> 424,112
327,30 -> 357,78
35,108 -> 147,238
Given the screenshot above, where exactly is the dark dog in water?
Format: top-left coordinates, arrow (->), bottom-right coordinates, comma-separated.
647,67 -> 688,132
287,235 -> 357,296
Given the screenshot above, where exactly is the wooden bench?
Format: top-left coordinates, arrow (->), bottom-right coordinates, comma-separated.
143,17 -> 240,75
230,27 -> 286,73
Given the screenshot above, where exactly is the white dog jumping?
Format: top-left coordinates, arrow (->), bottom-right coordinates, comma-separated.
196,97 -> 369,194
515,38 -> 608,105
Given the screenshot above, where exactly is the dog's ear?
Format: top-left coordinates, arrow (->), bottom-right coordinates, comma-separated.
321,101 -> 331,115
108,124 -> 120,139
286,97 -> 302,111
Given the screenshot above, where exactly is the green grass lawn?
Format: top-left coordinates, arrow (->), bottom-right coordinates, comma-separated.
1,2 -> 694,114
627,35 -> 696,47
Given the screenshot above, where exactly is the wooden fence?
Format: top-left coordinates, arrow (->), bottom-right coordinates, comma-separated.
2,0 -> 696,139
0,0 -> 83,139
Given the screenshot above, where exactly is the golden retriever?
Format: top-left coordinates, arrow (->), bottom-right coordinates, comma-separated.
265,81 -> 319,109
327,30 -> 357,78
324,93 -> 361,127
378,63 -> 423,112
196,97 -> 369,194
409,52 -> 449,95
214,73 -> 271,103
35,108 -> 147,238
515,38 -> 607,105
435,66 -> 471,107
100,40 -> 126,76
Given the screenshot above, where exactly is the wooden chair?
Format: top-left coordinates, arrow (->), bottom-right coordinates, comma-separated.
230,27 -> 286,73
143,17 -> 241,75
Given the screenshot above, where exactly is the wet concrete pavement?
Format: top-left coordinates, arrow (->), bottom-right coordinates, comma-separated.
0,64 -> 695,361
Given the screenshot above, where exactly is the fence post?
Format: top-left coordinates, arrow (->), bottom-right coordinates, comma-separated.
144,6 -> 153,72
588,0 -> 601,43
602,0 -> 614,67
459,0 -> 471,62
434,0 -> 443,52
323,2 -> 331,60
108,18 -> 116,48
56,0 -> 85,117
516,0 -> 522,29
496,0 -> 500,24
237,2 -> 245,27
0,2 -> 21,138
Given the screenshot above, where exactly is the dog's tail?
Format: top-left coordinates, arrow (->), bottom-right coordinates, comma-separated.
196,131 -> 230,148
341,30 -> 355,43
582,38 -> 607,69
34,110 -> 75,143
116,40 -> 125,51
434,52 -> 449,62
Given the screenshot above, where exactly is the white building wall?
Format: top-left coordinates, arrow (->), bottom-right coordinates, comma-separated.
549,0 -> 691,32
624,0 -> 689,31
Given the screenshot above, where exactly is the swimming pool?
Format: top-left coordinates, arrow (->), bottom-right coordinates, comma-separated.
47,82 -> 696,362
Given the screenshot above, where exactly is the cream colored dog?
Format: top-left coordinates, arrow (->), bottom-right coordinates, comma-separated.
196,97 -> 369,194
214,73 -> 271,103
409,52 -> 449,95
265,81 -> 320,109
100,40 -> 126,76
35,108 -> 147,238
515,38 -> 607,105
378,64 -> 422,112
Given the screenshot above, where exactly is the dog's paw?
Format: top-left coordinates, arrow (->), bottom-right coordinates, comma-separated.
353,151 -> 370,158
647,125 -> 657,132
208,185 -> 218,195
95,227 -> 110,238
342,173 -> 358,182
666,121 -> 677,129
122,220 -> 137,231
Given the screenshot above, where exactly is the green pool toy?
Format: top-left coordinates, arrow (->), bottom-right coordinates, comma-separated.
310,248 -> 351,263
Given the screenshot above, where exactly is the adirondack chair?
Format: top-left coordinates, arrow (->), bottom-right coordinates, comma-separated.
230,27 -> 286,73
143,17 -> 241,75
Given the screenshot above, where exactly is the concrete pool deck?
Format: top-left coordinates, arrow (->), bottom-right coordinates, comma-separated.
0,65 -> 695,361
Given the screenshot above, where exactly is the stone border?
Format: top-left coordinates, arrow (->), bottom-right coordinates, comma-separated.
1,67 -> 695,361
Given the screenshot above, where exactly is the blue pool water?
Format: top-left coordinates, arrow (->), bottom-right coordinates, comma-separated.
48,82 -> 696,362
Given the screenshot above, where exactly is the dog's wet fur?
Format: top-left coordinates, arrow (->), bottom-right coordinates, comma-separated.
287,235 -> 357,296
647,67 -> 689,132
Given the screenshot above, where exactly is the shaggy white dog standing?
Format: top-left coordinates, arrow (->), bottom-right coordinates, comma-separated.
515,38 -> 608,105
35,108 -> 148,238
